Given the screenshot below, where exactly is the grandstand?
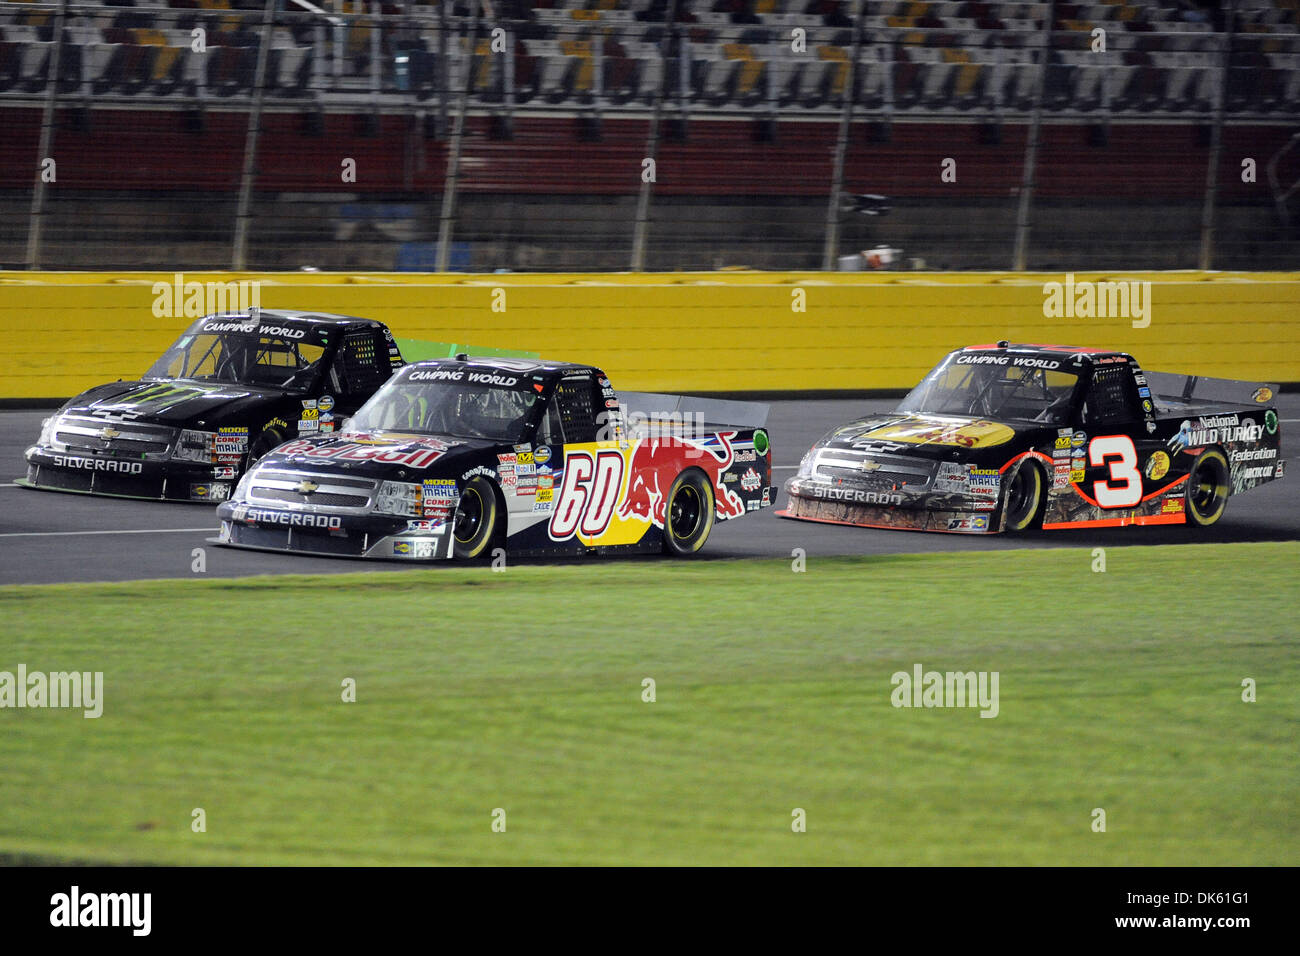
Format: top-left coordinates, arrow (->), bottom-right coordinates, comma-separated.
0,1 -> 1297,271
2,1 -> 1297,115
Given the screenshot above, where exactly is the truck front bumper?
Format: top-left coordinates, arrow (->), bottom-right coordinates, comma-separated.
213,500 -> 458,560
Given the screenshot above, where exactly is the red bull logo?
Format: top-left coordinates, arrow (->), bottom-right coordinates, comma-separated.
617,433 -> 746,526
275,435 -> 454,469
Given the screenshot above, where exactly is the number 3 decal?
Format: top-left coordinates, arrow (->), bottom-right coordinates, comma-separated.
1089,435 -> 1142,507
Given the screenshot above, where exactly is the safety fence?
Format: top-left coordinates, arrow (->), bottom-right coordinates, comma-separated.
2,1 -> 1299,273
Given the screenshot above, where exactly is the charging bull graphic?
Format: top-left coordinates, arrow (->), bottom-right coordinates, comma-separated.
617,432 -> 747,526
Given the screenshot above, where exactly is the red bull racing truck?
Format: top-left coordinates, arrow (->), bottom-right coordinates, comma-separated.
214,356 -> 775,560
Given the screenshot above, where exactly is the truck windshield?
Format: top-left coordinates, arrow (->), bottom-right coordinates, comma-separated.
898,354 -> 1081,425
144,332 -> 326,392
351,377 -> 541,442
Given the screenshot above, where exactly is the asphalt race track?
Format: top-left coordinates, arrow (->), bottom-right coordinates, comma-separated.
2,397 -> 1297,585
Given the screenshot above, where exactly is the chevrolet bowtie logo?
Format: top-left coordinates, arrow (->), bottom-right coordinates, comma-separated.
295,480 -> 320,494
859,460 -> 882,472
98,427 -> 121,441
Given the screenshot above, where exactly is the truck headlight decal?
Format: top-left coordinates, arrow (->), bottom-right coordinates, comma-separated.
374,480 -> 422,517
173,429 -> 218,463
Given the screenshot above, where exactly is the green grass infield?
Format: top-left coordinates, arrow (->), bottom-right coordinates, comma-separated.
1,542 -> 1296,865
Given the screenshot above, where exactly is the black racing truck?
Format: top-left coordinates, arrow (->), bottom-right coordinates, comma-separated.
214,355 -> 776,560
781,342 -> 1283,534
21,310 -> 404,502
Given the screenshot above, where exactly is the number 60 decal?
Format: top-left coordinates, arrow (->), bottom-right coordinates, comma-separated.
1089,435 -> 1142,507
549,450 -> 625,540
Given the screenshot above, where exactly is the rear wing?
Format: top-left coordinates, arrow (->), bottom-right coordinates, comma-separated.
394,340 -> 541,362
619,391 -> 770,430
1143,370 -> 1279,410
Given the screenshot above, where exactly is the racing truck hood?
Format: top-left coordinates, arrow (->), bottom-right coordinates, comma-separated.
817,412 -> 1034,462
251,430 -> 496,480
62,379 -> 285,427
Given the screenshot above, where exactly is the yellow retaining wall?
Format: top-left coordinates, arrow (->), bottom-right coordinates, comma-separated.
1,271 -> 1297,399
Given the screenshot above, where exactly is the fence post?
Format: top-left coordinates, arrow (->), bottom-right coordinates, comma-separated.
630,0 -> 679,271
436,0 -> 479,273
822,0 -> 865,271
1011,1 -> 1054,272
436,0 -> 449,138
1198,4 -> 1236,270
231,0 -> 279,271
25,0 -> 68,270
370,2 -> 381,98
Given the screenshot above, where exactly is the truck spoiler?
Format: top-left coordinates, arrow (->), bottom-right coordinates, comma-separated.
1143,370 -> 1279,409
619,392 -> 770,429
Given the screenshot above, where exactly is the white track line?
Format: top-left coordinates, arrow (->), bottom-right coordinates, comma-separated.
0,528 -> 216,539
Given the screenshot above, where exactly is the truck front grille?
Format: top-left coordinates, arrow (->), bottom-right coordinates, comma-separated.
245,469 -> 378,515
52,416 -> 176,458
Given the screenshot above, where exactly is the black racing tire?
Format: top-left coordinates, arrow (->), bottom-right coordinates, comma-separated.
1185,448 -> 1230,528
661,470 -> 715,557
1003,461 -> 1045,534
453,475 -> 502,559
247,427 -> 286,468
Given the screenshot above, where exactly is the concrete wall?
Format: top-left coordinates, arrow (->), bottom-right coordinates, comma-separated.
1,270 -> 1296,400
